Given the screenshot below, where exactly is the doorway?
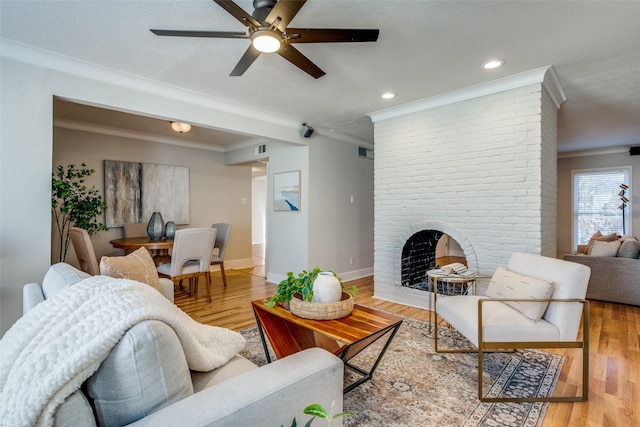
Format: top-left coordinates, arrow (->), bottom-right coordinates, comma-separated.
252,165 -> 267,276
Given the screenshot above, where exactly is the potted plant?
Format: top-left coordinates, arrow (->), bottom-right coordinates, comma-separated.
265,267 -> 357,308
52,163 -> 107,262
284,402 -> 354,427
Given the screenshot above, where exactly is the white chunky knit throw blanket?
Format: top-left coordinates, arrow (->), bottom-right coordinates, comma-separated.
0,276 -> 246,427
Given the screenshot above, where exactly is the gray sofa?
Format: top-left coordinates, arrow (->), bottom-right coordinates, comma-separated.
562,254 -> 640,306
21,263 -> 344,427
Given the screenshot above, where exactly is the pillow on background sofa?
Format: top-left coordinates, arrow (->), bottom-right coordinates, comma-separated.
589,240 -> 621,257
100,247 -> 160,290
617,238 -> 640,258
584,231 -> 619,254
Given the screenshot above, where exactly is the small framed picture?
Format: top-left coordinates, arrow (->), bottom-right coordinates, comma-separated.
273,170 -> 301,211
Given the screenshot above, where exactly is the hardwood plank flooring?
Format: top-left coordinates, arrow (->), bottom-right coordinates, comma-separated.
177,268 -> 640,427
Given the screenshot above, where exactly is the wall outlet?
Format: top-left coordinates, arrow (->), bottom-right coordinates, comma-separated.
349,257 -> 354,265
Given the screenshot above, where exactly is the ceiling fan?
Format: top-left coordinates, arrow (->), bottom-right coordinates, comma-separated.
150,0 -> 379,79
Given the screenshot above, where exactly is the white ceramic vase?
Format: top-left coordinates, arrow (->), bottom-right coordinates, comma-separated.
312,272 -> 342,303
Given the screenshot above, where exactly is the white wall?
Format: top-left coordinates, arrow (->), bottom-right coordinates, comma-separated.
264,142 -> 310,283
230,137 -> 375,285
308,137 -> 374,279
372,81 -> 559,309
53,127 -> 253,266
557,149 -> 640,256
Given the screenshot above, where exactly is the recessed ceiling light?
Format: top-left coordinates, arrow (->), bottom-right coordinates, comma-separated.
381,92 -> 396,99
483,59 -> 505,70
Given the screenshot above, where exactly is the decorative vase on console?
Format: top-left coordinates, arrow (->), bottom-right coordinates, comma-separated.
165,221 -> 176,239
147,212 -> 165,240
312,272 -> 343,303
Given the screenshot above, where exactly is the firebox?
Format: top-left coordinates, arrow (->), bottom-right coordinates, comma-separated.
401,229 -> 444,290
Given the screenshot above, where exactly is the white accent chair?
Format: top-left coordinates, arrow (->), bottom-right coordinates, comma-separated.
435,252 -> 591,402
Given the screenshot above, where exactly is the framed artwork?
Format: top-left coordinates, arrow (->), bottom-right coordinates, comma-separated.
104,160 -> 190,227
273,170 -> 301,211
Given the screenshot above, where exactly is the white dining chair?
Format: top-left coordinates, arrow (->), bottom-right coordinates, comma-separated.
157,228 -> 217,303
210,223 -> 232,287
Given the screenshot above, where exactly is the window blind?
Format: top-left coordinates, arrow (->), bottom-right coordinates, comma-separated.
572,167 -> 631,250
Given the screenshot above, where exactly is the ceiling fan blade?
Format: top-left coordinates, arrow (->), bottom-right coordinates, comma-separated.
230,45 -> 262,76
150,29 -> 247,39
265,0 -> 307,31
213,0 -> 262,28
277,44 -> 325,79
285,28 -> 379,43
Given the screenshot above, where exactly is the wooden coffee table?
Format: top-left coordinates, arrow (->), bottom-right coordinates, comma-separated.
251,299 -> 403,392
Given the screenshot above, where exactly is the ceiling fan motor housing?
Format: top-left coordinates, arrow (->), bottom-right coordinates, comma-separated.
252,0 -> 277,21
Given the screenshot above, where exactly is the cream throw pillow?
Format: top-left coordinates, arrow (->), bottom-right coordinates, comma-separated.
486,266 -> 554,322
100,247 -> 161,290
589,239 -> 621,257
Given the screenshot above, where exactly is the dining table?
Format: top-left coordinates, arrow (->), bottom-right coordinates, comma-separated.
109,237 -> 174,265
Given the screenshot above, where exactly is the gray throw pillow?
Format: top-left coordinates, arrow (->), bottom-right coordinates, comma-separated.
617,238 -> 640,258
86,320 -> 194,427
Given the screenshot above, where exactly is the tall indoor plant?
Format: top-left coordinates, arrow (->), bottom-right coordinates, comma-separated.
52,163 -> 107,262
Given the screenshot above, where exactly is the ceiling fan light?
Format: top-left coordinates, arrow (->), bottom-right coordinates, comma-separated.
171,122 -> 191,133
251,30 -> 281,53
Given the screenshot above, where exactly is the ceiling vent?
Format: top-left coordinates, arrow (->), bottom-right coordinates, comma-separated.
358,146 -> 374,159
255,144 -> 267,155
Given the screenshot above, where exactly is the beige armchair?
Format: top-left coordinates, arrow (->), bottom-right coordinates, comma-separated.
435,252 -> 591,402
69,227 -> 100,275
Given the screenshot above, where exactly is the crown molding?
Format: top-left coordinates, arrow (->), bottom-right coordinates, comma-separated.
368,66 -> 566,123
557,145 -> 630,159
2,39 -> 335,140
54,118 -> 228,152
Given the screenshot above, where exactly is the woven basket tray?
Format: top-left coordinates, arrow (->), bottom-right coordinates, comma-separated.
289,292 -> 354,320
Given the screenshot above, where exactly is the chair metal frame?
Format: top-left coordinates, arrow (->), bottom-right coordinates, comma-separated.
434,293 -> 590,403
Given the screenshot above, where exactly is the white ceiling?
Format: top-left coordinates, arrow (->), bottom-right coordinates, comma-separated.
2,0 -> 640,153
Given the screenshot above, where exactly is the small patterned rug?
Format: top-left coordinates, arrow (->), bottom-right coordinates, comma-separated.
239,314 -> 564,427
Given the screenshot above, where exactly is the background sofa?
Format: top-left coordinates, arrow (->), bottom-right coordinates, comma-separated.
563,254 -> 640,306
20,263 -> 344,426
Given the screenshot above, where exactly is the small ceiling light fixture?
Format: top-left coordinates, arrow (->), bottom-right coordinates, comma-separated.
251,29 -> 281,53
483,59 -> 505,70
381,92 -> 396,99
170,122 -> 192,133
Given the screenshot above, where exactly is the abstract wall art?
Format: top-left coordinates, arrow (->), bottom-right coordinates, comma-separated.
104,160 -> 190,227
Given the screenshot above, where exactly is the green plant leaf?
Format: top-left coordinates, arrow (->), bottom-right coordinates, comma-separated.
304,403 -> 329,419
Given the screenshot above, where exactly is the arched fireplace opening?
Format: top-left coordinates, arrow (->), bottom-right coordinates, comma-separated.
401,230 -> 467,290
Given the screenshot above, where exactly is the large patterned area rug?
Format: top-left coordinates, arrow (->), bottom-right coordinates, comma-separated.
239,313 -> 565,427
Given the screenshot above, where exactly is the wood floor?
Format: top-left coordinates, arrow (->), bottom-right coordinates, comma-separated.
176,268 -> 640,427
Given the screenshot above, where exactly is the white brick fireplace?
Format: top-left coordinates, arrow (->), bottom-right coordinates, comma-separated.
369,67 -> 565,308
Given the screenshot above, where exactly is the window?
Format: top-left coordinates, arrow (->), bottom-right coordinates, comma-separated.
572,167 -> 631,250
